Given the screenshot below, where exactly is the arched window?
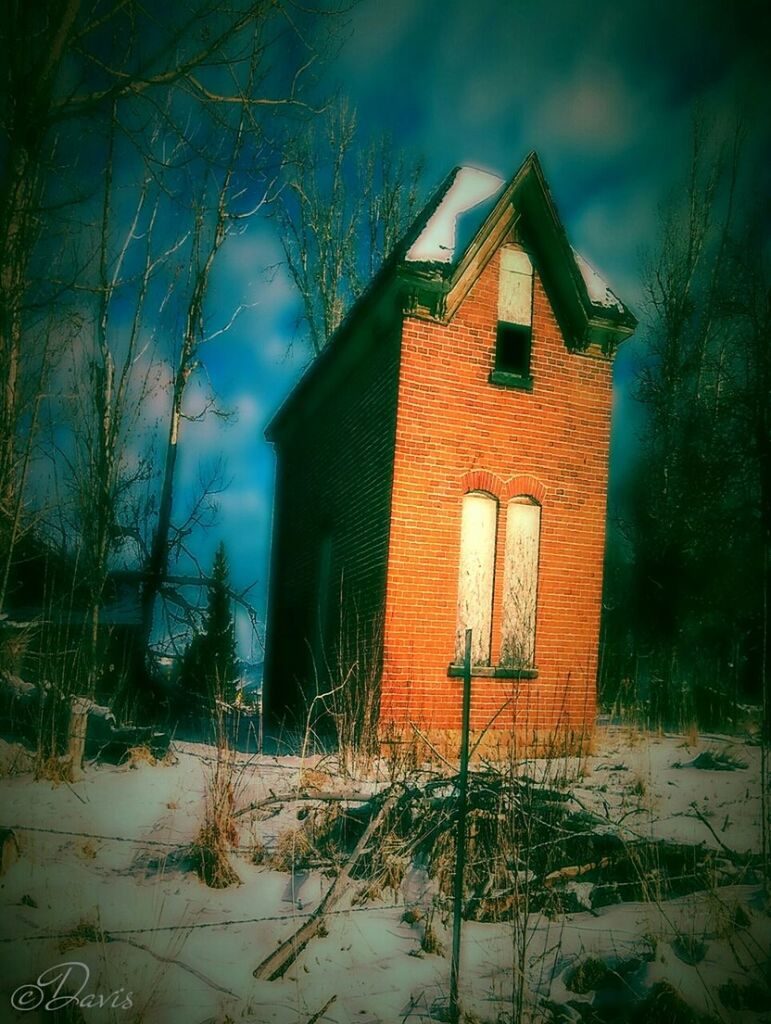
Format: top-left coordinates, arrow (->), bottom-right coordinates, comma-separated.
501,496 -> 541,668
456,491 -> 497,665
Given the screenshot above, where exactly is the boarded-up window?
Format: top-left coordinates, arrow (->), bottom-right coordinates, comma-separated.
456,492 -> 497,665
501,497 -> 541,667
498,247 -> 533,326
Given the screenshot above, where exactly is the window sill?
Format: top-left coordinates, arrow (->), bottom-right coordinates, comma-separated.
489,370 -> 533,391
447,664 -> 539,680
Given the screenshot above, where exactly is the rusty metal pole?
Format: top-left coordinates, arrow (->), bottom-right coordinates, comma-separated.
449,628 -> 472,1024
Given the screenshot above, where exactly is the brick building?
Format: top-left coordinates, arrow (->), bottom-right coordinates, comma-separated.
264,153 -> 636,741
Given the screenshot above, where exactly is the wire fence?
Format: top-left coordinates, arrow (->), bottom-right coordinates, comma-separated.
0,900 -> 407,944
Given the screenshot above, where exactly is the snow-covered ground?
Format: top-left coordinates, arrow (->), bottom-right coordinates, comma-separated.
0,730 -> 768,1023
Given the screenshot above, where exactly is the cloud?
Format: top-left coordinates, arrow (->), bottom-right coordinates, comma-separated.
570,179 -> 661,304
533,70 -> 643,156
215,225 -> 292,304
231,393 -> 265,429
217,486 -> 266,517
335,1 -> 428,74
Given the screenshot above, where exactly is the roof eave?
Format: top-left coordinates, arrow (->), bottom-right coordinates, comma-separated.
399,151 -> 637,350
265,268 -> 403,445
265,167 -> 469,445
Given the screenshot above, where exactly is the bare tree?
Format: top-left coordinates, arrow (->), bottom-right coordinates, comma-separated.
67,109 -> 172,695
621,112 -> 766,728
279,99 -> 423,355
0,0 -> 341,614
139,48 -> 283,647
728,217 -> 771,882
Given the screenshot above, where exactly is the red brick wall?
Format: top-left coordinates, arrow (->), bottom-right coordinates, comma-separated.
264,323 -> 401,723
380,248 -> 614,734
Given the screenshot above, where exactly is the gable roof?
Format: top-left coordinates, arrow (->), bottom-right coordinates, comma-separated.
399,152 -> 636,340
266,152 -> 637,443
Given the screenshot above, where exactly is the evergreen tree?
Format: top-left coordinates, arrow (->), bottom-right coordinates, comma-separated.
181,543 -> 238,711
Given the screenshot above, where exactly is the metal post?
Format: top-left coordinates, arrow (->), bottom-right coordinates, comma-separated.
257,691 -> 264,755
449,628 -> 472,1024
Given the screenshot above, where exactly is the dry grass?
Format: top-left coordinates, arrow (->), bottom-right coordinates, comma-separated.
352,881 -> 383,905
302,608 -> 383,779
35,752 -> 75,784
630,774 -> 648,798
126,744 -> 159,768
298,767 -> 334,792
371,833 -> 409,893
190,819 -> 240,889
420,908 -> 444,956
566,956 -> 612,994
190,724 -> 243,888
402,907 -> 424,925
378,723 -> 421,782
683,722 -> 699,747
269,827 -> 314,872
396,724 -> 596,768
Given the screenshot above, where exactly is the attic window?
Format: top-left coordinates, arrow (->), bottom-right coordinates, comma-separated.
496,324 -> 531,376
492,247 -> 534,389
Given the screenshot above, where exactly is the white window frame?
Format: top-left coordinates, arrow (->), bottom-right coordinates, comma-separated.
500,496 -> 541,668
455,491 -> 498,666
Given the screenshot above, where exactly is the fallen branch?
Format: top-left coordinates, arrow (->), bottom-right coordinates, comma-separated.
253,789 -> 399,980
688,802 -> 742,861
234,792 -> 371,820
306,994 -> 337,1023
543,857 -> 610,887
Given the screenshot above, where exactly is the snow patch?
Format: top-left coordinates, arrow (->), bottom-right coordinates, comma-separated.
406,166 -> 504,264
573,248 -> 627,313
0,734 -> 766,1022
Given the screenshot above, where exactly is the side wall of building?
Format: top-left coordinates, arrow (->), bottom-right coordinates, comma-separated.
380,247 -> 614,735
264,324 -> 402,724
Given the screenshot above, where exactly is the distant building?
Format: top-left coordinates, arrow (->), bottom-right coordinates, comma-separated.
1,558 -> 145,703
264,153 -> 636,741
235,660 -> 263,706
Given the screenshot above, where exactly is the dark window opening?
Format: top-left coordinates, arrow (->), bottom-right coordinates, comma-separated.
495,322 -> 531,377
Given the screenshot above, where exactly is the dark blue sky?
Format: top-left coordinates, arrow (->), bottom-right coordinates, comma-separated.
177,0 -> 769,654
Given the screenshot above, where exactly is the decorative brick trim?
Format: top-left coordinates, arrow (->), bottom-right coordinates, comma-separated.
502,474 -> 547,505
460,471 -> 547,504
459,469 -> 505,499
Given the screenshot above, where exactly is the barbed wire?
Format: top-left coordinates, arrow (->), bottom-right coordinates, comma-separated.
1,822 -> 258,856
0,900 -> 406,944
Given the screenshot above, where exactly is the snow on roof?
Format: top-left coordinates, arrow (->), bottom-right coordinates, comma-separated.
572,248 -> 627,314
405,164 -> 628,318
405,166 -> 505,264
